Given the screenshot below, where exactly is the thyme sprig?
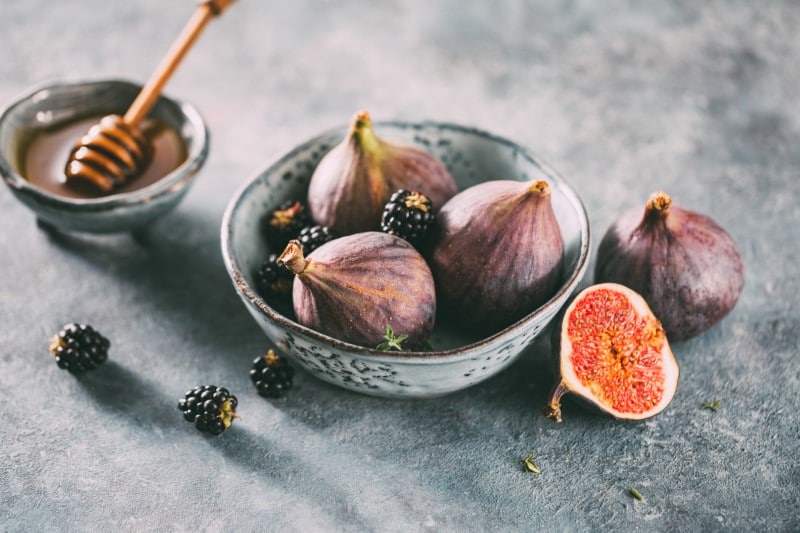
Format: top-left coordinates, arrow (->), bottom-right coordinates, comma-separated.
521,452 -> 541,474
376,325 -> 408,352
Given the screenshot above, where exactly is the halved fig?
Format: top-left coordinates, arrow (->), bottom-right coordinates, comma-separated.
543,283 -> 679,422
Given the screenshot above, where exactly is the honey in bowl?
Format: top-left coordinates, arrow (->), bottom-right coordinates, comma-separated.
21,115 -> 187,199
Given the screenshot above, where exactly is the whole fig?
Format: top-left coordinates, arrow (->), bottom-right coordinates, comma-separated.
307,111 -> 458,235
277,232 -> 436,350
595,191 -> 744,340
430,179 -> 564,333
543,283 -> 680,422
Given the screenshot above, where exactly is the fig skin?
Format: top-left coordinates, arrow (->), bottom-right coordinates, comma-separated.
429,179 -> 564,333
307,111 -> 458,235
543,283 -> 680,422
595,191 -> 745,341
277,232 -> 436,350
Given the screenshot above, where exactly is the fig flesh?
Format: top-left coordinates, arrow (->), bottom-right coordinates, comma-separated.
429,179 -> 564,333
277,232 -> 436,350
307,111 -> 458,235
595,191 -> 744,340
543,283 -> 679,422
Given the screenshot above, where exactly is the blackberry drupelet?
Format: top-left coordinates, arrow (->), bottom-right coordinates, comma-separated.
297,225 -> 337,254
250,349 -> 295,398
49,323 -> 110,372
178,385 -> 238,435
255,253 -> 293,299
264,200 -> 311,250
380,189 -> 434,243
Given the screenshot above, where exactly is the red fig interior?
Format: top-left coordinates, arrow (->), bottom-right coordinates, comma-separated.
550,283 -> 679,420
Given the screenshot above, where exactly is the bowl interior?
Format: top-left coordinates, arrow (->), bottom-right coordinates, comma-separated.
0,79 -> 207,204
225,121 -> 589,353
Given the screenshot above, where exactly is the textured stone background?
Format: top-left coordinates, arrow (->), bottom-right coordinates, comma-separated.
1,1 -> 798,530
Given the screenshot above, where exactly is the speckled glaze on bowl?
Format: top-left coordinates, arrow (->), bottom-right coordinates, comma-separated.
0,79 -> 209,233
222,121 -> 590,398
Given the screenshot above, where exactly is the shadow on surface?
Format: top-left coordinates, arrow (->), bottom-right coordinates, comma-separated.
76,360 -> 175,431
203,425 -> 375,530
40,209 -> 264,367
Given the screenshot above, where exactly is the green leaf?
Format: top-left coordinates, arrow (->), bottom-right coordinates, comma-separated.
376,325 -> 408,351
521,452 -> 541,474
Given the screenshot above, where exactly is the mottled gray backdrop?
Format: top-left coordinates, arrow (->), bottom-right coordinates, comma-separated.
1,1 -> 798,531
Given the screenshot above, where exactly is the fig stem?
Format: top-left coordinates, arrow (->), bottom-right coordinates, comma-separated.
350,110 -> 381,154
542,381 -> 569,423
641,190 -> 672,227
277,240 -> 308,275
354,110 -> 371,129
647,191 -> 671,212
646,190 -> 672,215
529,180 -> 551,196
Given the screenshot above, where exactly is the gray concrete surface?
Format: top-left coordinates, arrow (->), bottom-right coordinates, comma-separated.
1,1 -> 798,531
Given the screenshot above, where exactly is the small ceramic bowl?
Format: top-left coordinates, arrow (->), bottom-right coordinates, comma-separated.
0,79 -> 209,233
222,121 -> 590,398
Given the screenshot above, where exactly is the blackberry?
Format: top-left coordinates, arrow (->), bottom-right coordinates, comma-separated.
264,200 -> 311,250
49,323 -> 110,372
380,189 -> 434,243
177,385 -> 238,435
255,253 -> 293,299
250,349 -> 295,398
297,225 -> 337,254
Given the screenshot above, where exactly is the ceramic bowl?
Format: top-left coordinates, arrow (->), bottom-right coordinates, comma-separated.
221,121 -> 590,398
0,79 -> 209,233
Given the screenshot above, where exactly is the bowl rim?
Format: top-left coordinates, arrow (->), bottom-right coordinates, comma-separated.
221,120 -> 590,363
0,77 -> 209,211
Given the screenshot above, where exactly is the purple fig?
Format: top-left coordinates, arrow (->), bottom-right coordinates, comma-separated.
307,111 -> 457,235
430,179 -> 565,332
595,191 -> 744,340
277,232 -> 436,350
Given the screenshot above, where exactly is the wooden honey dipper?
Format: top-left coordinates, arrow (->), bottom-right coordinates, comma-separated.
64,0 -> 235,192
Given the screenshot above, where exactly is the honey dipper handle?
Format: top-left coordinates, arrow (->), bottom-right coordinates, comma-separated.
123,0 -> 235,126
